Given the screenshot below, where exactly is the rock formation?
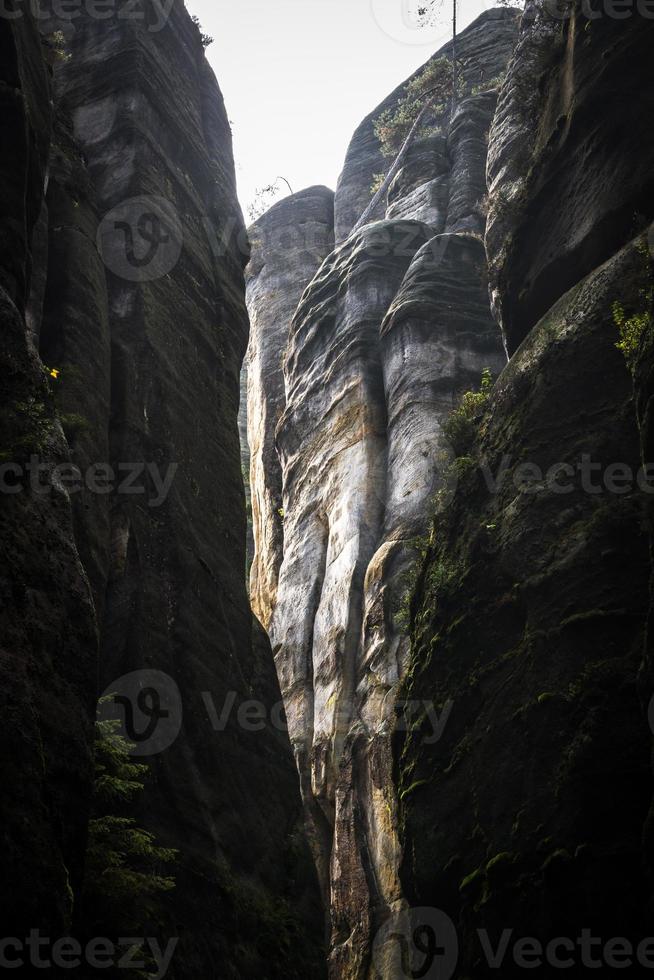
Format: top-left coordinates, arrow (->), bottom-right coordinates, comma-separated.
6,1 -> 653,977
244,10 -> 519,976
334,9 -> 519,244
245,186 -> 335,628
0,11 -> 98,943
0,7 -> 324,976
239,362 -> 254,576
398,3 -> 654,977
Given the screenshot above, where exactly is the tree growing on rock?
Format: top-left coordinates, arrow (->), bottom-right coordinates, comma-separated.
76,709 -> 177,977
247,177 -> 294,223
353,0 -> 522,234
191,14 -> 213,48
352,56 -> 455,234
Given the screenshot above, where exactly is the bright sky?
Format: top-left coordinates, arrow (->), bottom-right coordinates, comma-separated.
185,0 -> 492,219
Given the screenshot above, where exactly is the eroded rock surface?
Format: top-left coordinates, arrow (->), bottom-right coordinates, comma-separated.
1,6 -> 325,975
273,224 -> 505,978
0,12 -> 98,939
334,9 -> 520,243
245,14 -> 517,976
486,0 -> 654,355
399,4 -> 654,975
245,186 -> 335,628
239,361 -> 254,576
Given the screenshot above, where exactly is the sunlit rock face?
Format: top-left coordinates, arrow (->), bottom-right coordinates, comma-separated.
273,225 -> 505,977
245,12 -> 517,976
245,186 -> 335,628
238,362 -> 254,575
1,6 -> 325,974
398,4 -> 654,976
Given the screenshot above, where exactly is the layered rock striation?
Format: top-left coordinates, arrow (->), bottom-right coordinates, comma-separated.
0,11 -> 98,941
245,186 -> 335,628
1,7 -> 324,976
398,3 -> 654,975
244,11 -> 519,977
334,9 -> 520,244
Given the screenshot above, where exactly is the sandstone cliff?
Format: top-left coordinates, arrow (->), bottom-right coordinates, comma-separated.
398,3 -> 654,976
245,186 -> 335,628
0,10 -> 98,942
6,3 -> 652,977
0,7 -> 324,975
334,9 -> 520,244
244,11 -> 519,977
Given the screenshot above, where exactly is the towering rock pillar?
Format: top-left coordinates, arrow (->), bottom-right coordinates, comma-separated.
245,186 -> 335,628
245,12 -> 519,976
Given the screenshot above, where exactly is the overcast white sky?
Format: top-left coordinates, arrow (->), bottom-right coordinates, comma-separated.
185,0 -> 491,218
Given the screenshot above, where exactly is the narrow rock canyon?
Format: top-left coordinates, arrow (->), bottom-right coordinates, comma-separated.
2,2 -> 654,979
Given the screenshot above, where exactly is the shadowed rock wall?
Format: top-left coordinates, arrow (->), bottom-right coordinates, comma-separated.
0,7 -> 325,976
0,11 -> 99,941
398,4 -> 654,976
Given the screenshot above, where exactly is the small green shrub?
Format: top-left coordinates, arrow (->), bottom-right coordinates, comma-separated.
2,397 -> 54,456
443,368 -> 493,457
46,30 -> 72,63
60,412 -> 90,437
613,300 -> 651,372
470,73 -> 506,96
475,194 -> 490,218
394,532 -> 431,632
373,57 -> 454,158
423,554 -> 464,606
370,172 -> 386,197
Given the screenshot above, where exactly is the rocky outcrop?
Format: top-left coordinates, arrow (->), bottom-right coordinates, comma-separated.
272,223 -> 506,977
245,186 -> 335,628
0,12 -> 98,940
1,6 -> 324,975
486,0 -> 654,355
239,362 -> 254,576
398,4 -> 654,975
244,13 -> 518,977
334,9 -> 520,243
